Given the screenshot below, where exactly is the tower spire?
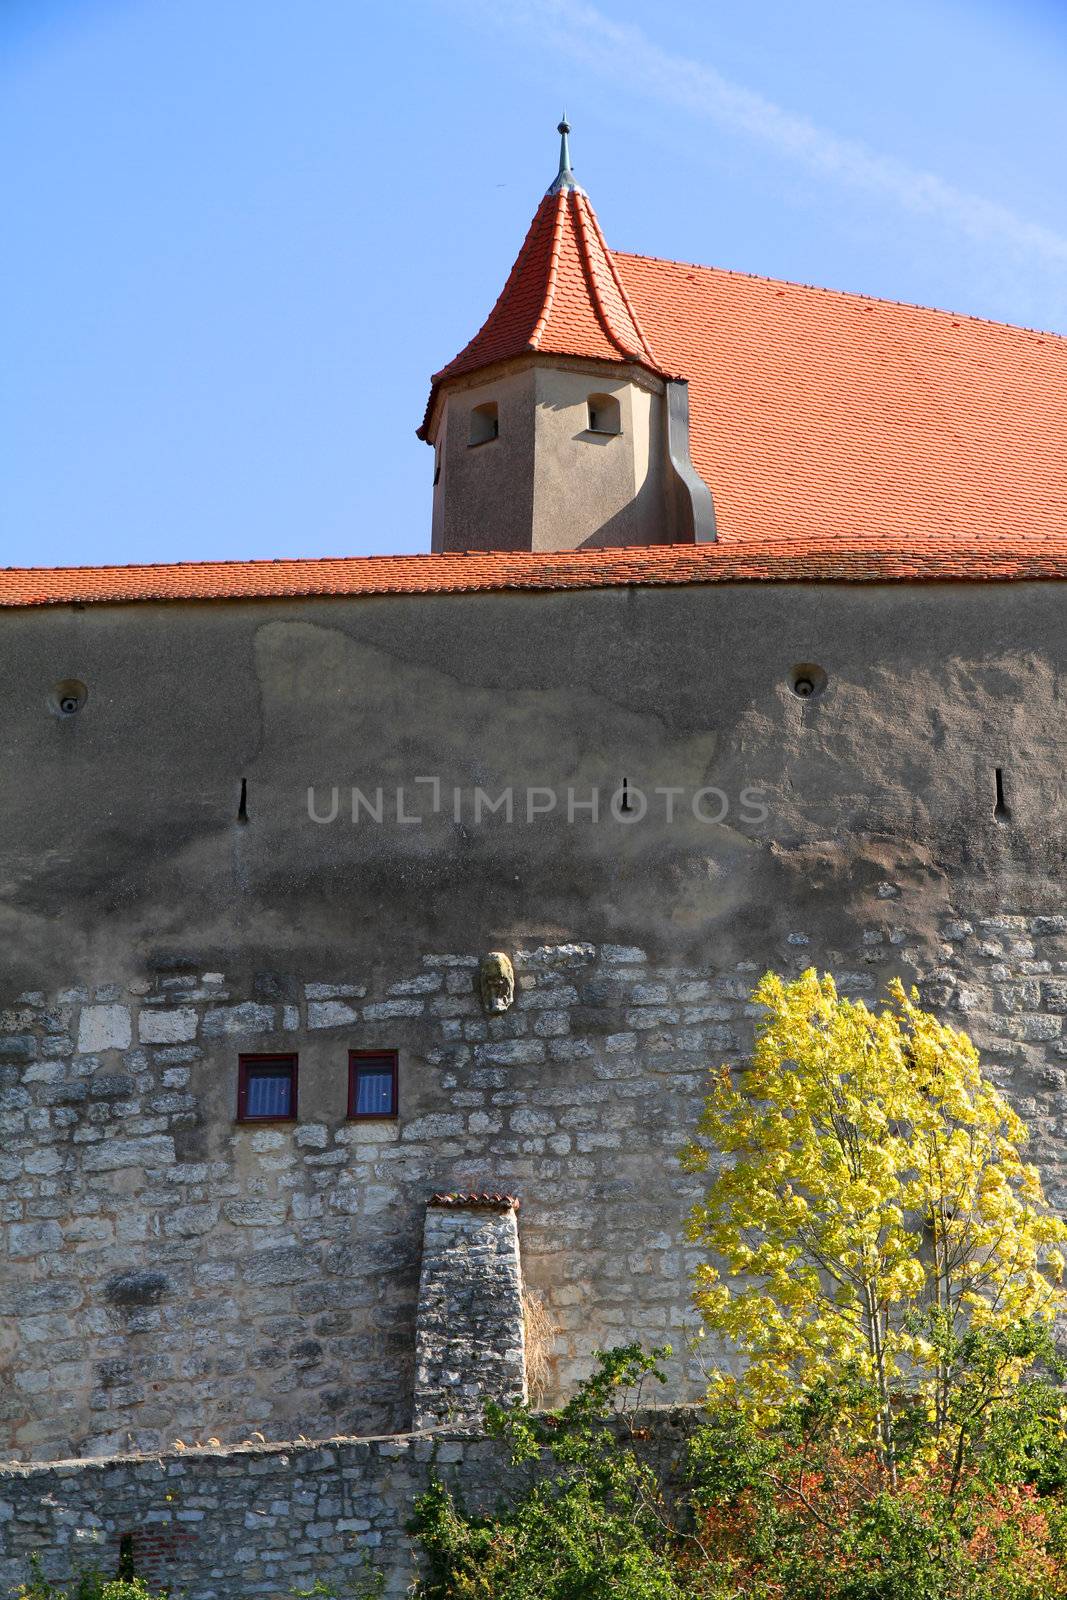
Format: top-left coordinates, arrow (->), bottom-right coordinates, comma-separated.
547,113 -> 584,195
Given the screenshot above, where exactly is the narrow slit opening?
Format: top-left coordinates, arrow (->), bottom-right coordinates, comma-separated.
237,778 -> 249,824
620,778 -> 633,814
994,767 -> 1010,822
117,1534 -> 136,1580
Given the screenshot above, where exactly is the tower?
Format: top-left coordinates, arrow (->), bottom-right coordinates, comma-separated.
418,121 -> 715,553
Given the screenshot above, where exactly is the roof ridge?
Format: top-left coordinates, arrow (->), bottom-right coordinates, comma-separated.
529,191 -> 566,351
613,248 -> 1067,344
571,192 -> 660,369
0,550 -> 479,578
570,190 -> 635,362
591,205 -> 662,370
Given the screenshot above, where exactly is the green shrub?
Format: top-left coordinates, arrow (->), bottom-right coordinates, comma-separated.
410,1342 -> 1067,1600
410,1343 -> 689,1599
14,1559 -> 384,1600
12,1556 -> 167,1600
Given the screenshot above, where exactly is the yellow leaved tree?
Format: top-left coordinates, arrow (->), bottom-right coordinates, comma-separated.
683,968 -> 1067,1482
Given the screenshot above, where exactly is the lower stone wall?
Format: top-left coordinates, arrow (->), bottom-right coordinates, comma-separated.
0,1413 -> 694,1599
4,906 -> 1067,1458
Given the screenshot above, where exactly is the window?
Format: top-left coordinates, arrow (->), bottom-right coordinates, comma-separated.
469,401 -> 499,446
349,1050 -> 398,1120
237,1054 -> 298,1122
586,393 -> 621,435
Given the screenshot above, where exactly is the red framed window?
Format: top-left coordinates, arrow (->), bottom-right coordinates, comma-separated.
348,1050 -> 398,1120
237,1054 -> 298,1122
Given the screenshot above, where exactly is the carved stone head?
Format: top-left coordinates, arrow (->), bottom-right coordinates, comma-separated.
479,951 -> 515,1014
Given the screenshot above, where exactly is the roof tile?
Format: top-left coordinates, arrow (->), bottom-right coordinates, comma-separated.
419,187 -> 667,436
4,539 -> 1067,610
616,251 -> 1067,554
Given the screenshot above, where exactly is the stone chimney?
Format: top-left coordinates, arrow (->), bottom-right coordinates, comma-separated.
412,1193 -> 527,1431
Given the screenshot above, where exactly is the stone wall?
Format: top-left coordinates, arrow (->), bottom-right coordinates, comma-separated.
4,909 -> 1067,1462
412,1196 -> 527,1430
0,1413 -> 696,1599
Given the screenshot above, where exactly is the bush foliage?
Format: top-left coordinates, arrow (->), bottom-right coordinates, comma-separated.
12,1559 -> 167,1600
412,1341 -> 1067,1599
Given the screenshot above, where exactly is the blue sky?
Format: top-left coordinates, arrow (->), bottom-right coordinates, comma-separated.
4,0 -> 1066,569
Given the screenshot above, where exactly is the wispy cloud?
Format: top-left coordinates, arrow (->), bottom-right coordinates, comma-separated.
452,0 -> 1067,268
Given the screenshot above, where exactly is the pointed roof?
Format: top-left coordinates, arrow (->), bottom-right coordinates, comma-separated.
418,122 -> 670,438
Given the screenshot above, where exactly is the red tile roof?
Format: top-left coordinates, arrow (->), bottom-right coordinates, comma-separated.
428,1192 -> 521,1212
419,185 -> 667,437
6,174 -> 1067,610
4,539 -> 1067,610
615,251 -> 1067,552
418,172 -> 1067,556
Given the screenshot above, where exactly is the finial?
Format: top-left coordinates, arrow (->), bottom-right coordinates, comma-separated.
547,111 -> 584,195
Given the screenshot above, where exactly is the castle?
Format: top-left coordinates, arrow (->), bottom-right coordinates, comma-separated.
2,120 -> 1067,1592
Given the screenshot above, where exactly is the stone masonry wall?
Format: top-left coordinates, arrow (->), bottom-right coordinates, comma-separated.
0,1414 -> 696,1599
412,1197 -> 527,1429
3,905 -> 1067,1462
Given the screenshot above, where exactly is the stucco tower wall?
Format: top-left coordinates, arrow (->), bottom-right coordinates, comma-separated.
429,357 -> 667,551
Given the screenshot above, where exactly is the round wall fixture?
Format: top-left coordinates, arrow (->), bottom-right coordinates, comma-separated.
50,679 -> 88,717
791,663 -> 827,699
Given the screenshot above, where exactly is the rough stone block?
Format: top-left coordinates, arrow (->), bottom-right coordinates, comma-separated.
307,1001 -> 361,1029
402,1113 -> 463,1140
202,1003 -> 276,1037
243,1247 -> 319,1287
163,1203 -> 219,1237
138,1008 -> 198,1045
22,1060 -> 66,1084
388,974 -> 443,996
23,1148 -> 64,1176
0,1034 -> 37,1064
294,1123 -> 329,1149
510,1107 -> 555,1136
547,1037 -> 593,1061
473,1040 -> 545,1067
9,1220 -> 63,1256
103,1270 -> 172,1308
76,1006 -> 132,1054
224,1198 -> 289,1226
82,1135 -> 176,1172
533,1010 -> 570,1038
627,984 -> 671,1006
363,1000 -> 424,1021
88,1074 -> 137,1099
625,1008 -> 679,1029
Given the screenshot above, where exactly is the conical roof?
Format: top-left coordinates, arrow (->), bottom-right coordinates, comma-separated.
419,124 -> 671,438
